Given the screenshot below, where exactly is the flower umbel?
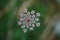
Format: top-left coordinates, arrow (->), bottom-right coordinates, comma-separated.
18,8 -> 41,33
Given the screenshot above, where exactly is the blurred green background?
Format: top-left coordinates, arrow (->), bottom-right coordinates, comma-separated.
0,0 -> 47,40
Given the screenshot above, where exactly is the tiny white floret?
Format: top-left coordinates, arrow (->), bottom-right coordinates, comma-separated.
36,22 -> 40,27
18,21 -> 22,25
23,29 -> 27,33
36,13 -> 40,17
31,10 -> 35,14
29,27 -> 33,30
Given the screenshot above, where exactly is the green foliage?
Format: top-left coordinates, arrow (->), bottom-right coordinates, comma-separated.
0,0 -> 9,9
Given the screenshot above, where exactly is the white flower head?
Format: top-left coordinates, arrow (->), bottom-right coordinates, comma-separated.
18,8 -> 41,33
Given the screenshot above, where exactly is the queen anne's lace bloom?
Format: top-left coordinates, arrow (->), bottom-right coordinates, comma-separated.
18,8 -> 41,33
